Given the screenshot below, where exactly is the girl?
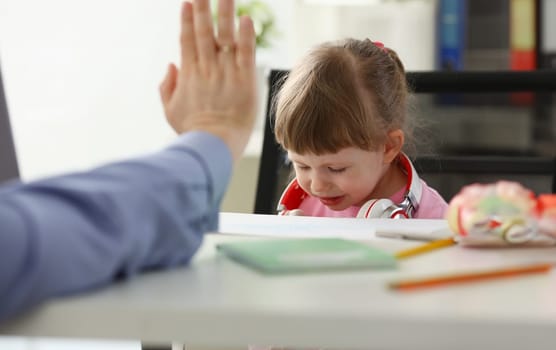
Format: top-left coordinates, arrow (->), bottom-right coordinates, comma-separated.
273,38 -> 447,218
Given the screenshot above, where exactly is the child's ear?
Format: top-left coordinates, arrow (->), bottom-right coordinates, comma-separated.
383,129 -> 404,163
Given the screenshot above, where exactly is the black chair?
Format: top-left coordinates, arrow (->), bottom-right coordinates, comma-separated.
0,61 -> 20,184
254,69 -> 556,214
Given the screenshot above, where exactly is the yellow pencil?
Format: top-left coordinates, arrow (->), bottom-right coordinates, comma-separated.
389,263 -> 553,291
395,237 -> 456,259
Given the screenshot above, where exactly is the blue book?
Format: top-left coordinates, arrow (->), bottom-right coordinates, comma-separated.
438,0 -> 466,71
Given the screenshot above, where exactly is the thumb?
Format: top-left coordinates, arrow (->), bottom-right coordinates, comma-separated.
159,63 -> 178,105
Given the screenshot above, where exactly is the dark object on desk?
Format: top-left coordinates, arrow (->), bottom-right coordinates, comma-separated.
0,61 -> 20,184
254,70 -> 556,214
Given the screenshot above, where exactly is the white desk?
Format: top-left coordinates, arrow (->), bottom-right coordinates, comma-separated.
2,213 -> 556,350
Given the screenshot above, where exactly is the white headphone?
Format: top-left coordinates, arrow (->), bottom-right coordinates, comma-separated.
277,153 -> 423,219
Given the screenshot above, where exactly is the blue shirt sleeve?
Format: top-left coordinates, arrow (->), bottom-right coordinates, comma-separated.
0,131 -> 233,321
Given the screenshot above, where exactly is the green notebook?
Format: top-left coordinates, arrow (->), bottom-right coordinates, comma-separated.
216,238 -> 397,274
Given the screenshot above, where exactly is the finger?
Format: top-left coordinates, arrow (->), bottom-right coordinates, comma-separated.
159,63 -> 178,106
217,0 -> 235,47
236,15 -> 256,72
192,0 -> 217,70
180,1 -> 197,69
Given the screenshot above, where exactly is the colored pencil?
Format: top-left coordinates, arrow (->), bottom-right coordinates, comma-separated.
395,237 -> 456,259
389,263 -> 553,291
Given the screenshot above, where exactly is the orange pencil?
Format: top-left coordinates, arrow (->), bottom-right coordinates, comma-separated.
389,263 -> 553,291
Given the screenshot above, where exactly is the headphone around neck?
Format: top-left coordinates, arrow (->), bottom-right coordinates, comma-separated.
277,153 -> 423,219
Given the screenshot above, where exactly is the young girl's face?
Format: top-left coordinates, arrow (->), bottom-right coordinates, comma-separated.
288,147 -> 391,211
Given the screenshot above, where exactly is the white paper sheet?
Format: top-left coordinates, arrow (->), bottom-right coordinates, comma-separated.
218,212 -> 450,240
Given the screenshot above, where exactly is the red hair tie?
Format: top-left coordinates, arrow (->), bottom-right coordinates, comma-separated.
372,41 -> 388,53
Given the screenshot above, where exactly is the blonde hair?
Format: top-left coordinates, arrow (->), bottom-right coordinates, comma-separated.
274,38 -> 412,155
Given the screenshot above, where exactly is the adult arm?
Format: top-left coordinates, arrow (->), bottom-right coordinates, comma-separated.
0,0 -> 256,322
0,131 -> 231,320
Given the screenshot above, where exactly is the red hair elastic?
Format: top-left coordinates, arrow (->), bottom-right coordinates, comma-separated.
372,41 -> 388,52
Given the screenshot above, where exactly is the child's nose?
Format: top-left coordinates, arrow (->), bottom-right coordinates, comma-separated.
310,175 -> 330,194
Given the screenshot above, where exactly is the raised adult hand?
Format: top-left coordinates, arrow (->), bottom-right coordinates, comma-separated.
160,0 -> 257,161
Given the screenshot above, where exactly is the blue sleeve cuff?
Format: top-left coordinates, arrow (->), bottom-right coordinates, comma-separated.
169,131 -> 233,205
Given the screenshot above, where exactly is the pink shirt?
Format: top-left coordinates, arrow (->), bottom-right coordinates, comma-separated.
298,179 -> 448,219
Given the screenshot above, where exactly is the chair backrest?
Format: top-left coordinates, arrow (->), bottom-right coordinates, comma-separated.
254,69 -> 556,215
0,61 -> 19,184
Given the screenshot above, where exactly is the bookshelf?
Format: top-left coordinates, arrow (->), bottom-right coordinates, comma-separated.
435,0 -> 555,161
437,0 -> 556,71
